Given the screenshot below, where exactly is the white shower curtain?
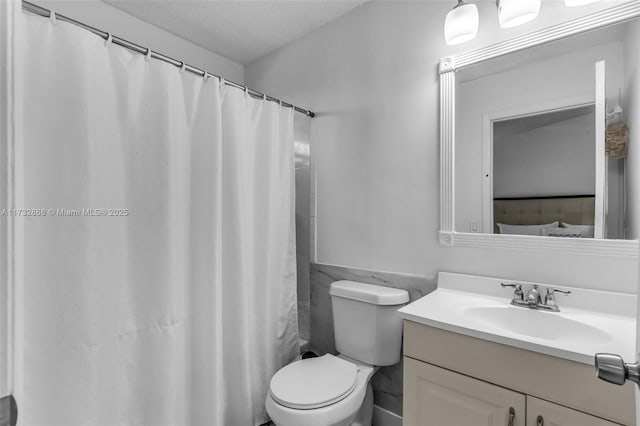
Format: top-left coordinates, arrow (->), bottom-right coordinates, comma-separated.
18,12 -> 298,426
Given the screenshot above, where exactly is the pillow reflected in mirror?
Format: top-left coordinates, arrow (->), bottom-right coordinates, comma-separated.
561,222 -> 595,238
544,226 -> 584,238
496,222 -> 559,236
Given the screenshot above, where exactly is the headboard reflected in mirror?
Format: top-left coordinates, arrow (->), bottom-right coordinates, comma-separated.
439,1 -> 640,256
493,195 -> 595,236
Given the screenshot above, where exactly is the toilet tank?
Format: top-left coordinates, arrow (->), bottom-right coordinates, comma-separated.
329,280 -> 409,366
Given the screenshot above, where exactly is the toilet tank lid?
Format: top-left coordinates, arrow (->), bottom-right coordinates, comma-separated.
329,280 -> 409,305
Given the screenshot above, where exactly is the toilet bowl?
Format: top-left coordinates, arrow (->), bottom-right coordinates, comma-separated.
265,354 -> 376,426
265,281 -> 409,426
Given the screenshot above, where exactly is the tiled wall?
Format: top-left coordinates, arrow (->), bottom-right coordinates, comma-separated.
309,263 -> 436,415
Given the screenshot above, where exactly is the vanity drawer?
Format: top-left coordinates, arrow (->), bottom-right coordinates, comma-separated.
403,320 -> 635,425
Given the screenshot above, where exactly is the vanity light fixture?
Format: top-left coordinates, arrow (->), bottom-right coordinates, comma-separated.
497,0 -> 541,28
444,0 -> 597,46
564,0 -> 600,6
444,0 -> 479,46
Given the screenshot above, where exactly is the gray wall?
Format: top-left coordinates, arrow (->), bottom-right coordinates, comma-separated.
244,0 -> 639,418
246,1 -> 637,294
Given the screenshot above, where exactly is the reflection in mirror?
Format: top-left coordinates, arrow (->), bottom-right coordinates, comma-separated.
455,18 -> 637,240
492,106 -> 597,237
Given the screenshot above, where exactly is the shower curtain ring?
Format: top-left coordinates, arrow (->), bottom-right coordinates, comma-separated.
180,62 -> 186,73
104,33 -> 112,47
49,11 -> 57,25
203,72 -> 210,82
145,48 -> 152,62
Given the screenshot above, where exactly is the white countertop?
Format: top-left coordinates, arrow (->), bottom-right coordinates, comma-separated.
398,272 -> 636,365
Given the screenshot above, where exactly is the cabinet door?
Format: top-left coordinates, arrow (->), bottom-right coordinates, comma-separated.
526,396 -> 622,426
403,357 -> 526,426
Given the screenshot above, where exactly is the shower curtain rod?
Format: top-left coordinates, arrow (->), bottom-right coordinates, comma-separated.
21,0 -> 316,118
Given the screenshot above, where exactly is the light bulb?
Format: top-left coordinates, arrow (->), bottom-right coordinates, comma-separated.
497,0 -> 541,28
444,1 -> 479,46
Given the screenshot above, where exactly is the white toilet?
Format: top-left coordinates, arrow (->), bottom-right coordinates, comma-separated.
265,280 -> 409,426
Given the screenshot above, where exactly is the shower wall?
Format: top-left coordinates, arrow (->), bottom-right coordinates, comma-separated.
294,116 -> 312,342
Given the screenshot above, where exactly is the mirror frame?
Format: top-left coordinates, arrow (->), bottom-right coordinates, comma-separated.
439,1 -> 640,258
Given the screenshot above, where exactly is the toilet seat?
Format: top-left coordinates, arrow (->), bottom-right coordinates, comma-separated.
269,354 -> 358,410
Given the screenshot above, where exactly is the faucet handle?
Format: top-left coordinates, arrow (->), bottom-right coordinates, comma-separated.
501,282 -> 524,301
547,287 -> 571,296
501,282 -> 522,290
544,287 -> 571,308
546,287 -> 571,299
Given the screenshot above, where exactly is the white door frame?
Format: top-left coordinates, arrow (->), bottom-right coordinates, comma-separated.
594,60 -> 606,239
481,95 -> 595,233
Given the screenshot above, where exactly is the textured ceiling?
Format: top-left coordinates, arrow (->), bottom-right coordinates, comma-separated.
104,0 -> 368,65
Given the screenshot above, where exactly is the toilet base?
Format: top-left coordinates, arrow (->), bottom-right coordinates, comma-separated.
267,384 -> 374,426
350,383 -> 373,426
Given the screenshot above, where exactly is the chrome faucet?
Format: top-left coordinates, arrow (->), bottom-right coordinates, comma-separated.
501,283 -> 571,312
525,285 -> 542,306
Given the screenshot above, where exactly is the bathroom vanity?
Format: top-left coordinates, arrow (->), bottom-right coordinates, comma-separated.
420,4 -> 640,423
399,273 -> 636,426
402,322 -> 633,425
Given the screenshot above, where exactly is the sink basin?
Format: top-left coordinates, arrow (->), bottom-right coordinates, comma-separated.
464,305 -> 611,344
398,272 -> 636,365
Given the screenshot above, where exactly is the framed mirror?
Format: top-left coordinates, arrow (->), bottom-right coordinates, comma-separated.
439,1 -> 640,257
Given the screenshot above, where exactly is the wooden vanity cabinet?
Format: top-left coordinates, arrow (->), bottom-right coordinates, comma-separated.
404,357 -> 526,426
402,320 -> 635,426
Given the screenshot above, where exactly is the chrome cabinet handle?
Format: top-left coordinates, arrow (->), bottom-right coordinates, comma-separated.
537,415 -> 544,426
595,353 -> 640,387
0,395 -> 17,426
507,407 -> 515,426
